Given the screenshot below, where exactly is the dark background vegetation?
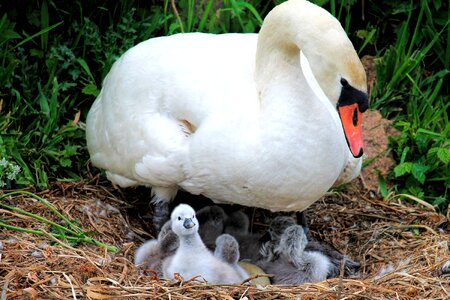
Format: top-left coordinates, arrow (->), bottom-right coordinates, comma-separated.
1,0 -> 449,210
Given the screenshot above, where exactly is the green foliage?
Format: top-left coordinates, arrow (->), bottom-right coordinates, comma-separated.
163,0 -> 265,34
370,0 -> 450,210
0,1 -> 166,189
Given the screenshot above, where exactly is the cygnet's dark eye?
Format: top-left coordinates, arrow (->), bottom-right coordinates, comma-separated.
192,215 -> 196,219
178,216 -> 181,221
340,78 -> 349,87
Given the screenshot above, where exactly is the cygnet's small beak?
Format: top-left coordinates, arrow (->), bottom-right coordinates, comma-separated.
183,218 -> 195,229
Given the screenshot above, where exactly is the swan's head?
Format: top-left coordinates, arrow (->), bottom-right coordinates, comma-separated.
297,7 -> 369,159
170,204 -> 198,236
335,75 -> 368,158
311,7 -> 370,158
318,41 -> 369,158
258,0 -> 369,158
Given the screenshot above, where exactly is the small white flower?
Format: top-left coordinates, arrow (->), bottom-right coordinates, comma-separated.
10,164 -> 21,177
7,165 -> 20,180
0,157 -> 7,167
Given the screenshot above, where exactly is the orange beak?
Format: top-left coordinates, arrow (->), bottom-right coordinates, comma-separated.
338,103 -> 364,158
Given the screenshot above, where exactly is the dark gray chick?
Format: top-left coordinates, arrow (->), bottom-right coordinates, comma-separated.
267,215 -> 360,278
134,220 -> 179,277
259,224 -> 331,284
196,205 -> 228,249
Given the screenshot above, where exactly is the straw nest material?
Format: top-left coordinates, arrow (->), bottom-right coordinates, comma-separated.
1,179 -> 449,300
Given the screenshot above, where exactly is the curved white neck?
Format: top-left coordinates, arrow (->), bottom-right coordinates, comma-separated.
255,0 -> 365,104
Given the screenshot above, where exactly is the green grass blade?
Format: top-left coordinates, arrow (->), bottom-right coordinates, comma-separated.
0,221 -> 118,252
198,0 -> 214,32
234,1 -> 263,25
40,0 -> 49,52
0,191 -> 83,233
0,191 -> 118,252
447,3 -> 450,69
358,27 -> 376,54
77,58 -> 96,82
0,201 -> 81,236
186,0 -> 194,32
13,21 -> 63,49
407,0 -> 425,57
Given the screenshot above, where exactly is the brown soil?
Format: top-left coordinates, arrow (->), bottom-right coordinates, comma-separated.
361,109 -> 397,192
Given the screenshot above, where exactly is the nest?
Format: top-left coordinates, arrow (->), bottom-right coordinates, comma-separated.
1,180 -> 449,299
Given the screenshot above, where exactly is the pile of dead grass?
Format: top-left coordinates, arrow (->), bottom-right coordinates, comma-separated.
1,181 -> 449,299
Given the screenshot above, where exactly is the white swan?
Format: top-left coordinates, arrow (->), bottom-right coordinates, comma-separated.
86,0 -> 368,228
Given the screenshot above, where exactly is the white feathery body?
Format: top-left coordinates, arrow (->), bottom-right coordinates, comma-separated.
86,0 -> 366,212
134,239 -> 158,266
162,204 -> 245,284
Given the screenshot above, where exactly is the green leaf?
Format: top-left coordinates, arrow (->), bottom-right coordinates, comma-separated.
39,95 -> 50,115
60,82 -> 76,91
234,1 -> 263,25
310,0 -> 330,6
433,196 -> 447,208
411,163 -> 431,184
436,148 -> 450,165
81,84 -> 99,97
76,58 -> 95,82
13,21 -> 63,49
63,144 -> 78,157
399,146 -> 410,164
415,134 -> 429,154
428,147 -> 450,165
376,169 -> 389,198
30,48 -> 44,58
394,162 -> 413,177
60,158 -> 72,167
0,14 -> 21,45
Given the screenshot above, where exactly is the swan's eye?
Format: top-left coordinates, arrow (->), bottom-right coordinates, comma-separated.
340,78 -> 349,87
192,215 -> 195,219
178,216 -> 181,221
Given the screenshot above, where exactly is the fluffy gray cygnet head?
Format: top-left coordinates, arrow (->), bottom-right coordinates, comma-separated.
170,204 -> 198,237
275,225 -> 308,264
224,210 -> 250,236
260,224 -> 331,284
268,216 -> 297,241
197,205 -> 227,249
214,234 -> 240,264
